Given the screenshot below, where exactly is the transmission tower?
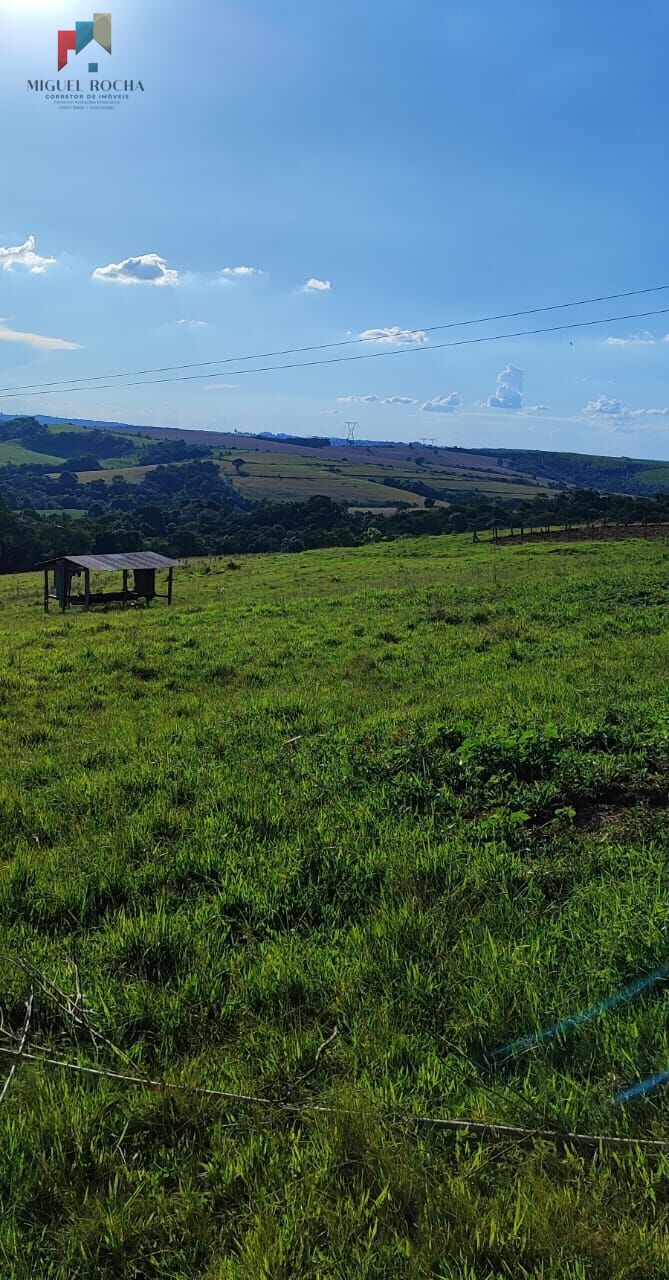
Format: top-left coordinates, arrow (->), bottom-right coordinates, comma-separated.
345,421 -> 359,445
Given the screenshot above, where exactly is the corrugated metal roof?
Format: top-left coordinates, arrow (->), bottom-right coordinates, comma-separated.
39,552 -> 180,571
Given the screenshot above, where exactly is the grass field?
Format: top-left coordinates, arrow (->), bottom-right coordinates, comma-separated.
71,463 -> 160,484
45,422 -> 90,435
215,454 -> 549,503
68,449 -> 549,506
2,536 -> 669,1276
0,441 -> 66,466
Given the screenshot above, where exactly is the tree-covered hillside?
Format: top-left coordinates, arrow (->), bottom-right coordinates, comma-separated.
479,447 -> 669,494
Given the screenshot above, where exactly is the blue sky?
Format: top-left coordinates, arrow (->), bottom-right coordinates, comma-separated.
1,0 -> 669,455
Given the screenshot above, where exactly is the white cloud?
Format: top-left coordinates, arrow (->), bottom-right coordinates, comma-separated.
360,326 -> 428,346
583,394 -> 669,420
0,234 -> 56,274
336,393 -> 418,407
607,331 -> 657,346
221,265 -> 264,278
92,253 -> 179,286
583,395 -> 632,419
421,392 -> 462,414
303,278 -> 332,292
177,318 -> 208,327
320,409 -> 340,416
487,364 -> 525,410
205,383 -> 239,391
0,318 -> 81,351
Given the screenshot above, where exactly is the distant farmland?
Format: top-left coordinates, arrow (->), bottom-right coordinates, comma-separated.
64,446 -> 551,506
6,415 -> 669,498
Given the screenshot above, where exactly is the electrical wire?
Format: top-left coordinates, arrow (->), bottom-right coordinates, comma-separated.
1,281 -> 669,397
1,304 -> 668,400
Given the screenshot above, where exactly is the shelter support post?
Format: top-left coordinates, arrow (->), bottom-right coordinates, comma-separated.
55,562 -> 67,612
122,570 -> 128,606
84,569 -> 91,610
167,567 -> 174,606
44,569 -> 49,614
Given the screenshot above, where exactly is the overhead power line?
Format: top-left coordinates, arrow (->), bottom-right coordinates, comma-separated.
1,304 -> 668,401
1,281 -> 669,398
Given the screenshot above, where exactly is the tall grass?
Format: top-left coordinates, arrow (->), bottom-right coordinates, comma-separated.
0,536 -> 669,1276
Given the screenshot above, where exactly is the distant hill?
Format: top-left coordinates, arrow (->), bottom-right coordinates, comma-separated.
476,447 -> 669,496
0,411 -> 146,431
1,413 -> 669,501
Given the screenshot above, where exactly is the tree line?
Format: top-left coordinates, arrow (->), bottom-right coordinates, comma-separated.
3,464 -> 669,574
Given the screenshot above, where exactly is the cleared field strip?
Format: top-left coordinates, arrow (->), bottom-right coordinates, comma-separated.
68,464 -> 159,483
213,458 -> 422,504
44,422 -> 90,434
0,442 -> 66,466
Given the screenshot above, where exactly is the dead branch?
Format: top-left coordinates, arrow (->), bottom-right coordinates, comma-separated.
3,956 -> 144,1074
315,1027 -> 339,1061
0,991 -> 33,1106
0,1041 -> 666,1153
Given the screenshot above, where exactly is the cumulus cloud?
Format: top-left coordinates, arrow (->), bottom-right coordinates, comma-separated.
336,393 -> 417,407
487,364 -> 525,410
221,265 -> 264,278
421,392 -> 462,414
0,319 -> 81,351
0,234 -> 56,274
92,253 -> 179,286
205,383 -> 238,391
607,331 -> 657,346
303,278 -> 332,292
360,326 -> 428,346
583,395 -> 631,419
177,318 -> 207,327
583,395 -> 669,420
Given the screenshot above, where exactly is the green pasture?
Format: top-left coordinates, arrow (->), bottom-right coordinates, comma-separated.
45,422 -> 90,435
1,536 -> 669,1276
72,463 -> 159,484
0,441 -> 66,466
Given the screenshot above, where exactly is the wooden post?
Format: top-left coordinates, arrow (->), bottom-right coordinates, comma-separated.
56,562 -> 66,612
123,569 -> 128,605
44,569 -> 49,614
84,568 -> 90,610
167,567 -> 174,606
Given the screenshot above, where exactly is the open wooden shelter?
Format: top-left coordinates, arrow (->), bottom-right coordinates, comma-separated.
40,552 -> 179,613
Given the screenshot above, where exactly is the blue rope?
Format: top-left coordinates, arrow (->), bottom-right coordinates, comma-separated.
489,966 -> 669,1062
614,1070 -> 669,1106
